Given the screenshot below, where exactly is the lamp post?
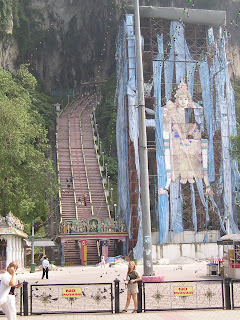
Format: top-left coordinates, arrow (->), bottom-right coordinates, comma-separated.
114,204 -> 117,221
53,103 -> 61,113
95,124 -> 99,147
93,107 -> 96,124
110,188 -> 113,210
30,220 -> 35,273
102,152 -> 105,167
134,0 -> 153,276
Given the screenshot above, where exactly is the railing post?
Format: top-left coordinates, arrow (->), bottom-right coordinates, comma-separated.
114,279 -> 120,313
137,280 -> 143,313
23,281 -> 29,316
224,277 -> 231,309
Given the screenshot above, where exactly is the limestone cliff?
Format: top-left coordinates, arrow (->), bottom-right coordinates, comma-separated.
0,0 -> 239,91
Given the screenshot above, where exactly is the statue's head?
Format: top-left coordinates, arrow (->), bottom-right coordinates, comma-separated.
175,78 -> 193,108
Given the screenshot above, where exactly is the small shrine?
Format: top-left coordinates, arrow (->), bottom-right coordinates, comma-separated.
0,211 -> 28,270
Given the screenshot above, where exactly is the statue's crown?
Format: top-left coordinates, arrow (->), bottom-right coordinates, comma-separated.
175,78 -> 189,96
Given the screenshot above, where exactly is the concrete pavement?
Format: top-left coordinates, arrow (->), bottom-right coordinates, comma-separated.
0,309 -> 236,319
1,260 -> 233,319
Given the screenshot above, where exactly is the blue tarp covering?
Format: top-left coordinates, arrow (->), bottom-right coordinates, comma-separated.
115,15 -> 239,255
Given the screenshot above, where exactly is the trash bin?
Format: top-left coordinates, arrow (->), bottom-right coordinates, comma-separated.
207,263 -> 218,275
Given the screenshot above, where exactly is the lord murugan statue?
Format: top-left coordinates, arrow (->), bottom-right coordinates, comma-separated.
158,78 -> 212,195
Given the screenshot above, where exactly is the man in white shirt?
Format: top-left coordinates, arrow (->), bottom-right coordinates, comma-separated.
42,256 -> 50,279
0,261 -> 18,320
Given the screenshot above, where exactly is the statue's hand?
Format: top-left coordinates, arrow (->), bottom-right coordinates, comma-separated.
206,187 -> 214,196
158,187 -> 168,195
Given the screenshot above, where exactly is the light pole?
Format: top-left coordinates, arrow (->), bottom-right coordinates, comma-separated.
102,152 -> 105,167
114,204 -> 117,221
110,188 -> 113,209
134,0 -> 153,276
30,220 -> 35,273
53,103 -> 61,113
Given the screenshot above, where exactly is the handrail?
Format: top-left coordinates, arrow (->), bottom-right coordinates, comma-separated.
68,114 -> 78,220
67,96 -> 85,220
79,98 -> 95,216
90,109 -> 111,218
56,116 -> 63,222
57,96 -> 83,222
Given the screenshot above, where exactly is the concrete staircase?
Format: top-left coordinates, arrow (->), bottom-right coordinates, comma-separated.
57,96 -> 111,265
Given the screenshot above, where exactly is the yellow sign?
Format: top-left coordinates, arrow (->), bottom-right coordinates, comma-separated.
209,265 -> 218,271
174,286 -> 193,296
62,288 -> 82,297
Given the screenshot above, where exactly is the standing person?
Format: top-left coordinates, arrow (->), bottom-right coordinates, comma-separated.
0,261 -> 19,320
42,256 -> 49,279
122,260 -> 141,313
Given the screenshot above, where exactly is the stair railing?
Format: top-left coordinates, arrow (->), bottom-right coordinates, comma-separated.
56,98 -> 77,223
90,108 -> 111,218
79,98 -> 95,216
56,116 -> 63,222
68,114 -> 78,220
67,96 -> 86,221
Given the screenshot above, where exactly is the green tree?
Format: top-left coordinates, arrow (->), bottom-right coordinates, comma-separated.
95,72 -> 118,183
230,78 -> 240,158
0,67 -> 58,228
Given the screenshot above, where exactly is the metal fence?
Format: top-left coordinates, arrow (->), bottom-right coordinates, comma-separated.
231,279 -> 240,309
15,278 -> 239,315
143,280 -> 224,311
30,283 -> 113,314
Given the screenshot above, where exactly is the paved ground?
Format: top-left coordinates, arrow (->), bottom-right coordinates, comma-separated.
1,260 -> 234,319
0,309 -> 238,320
15,259 -> 214,284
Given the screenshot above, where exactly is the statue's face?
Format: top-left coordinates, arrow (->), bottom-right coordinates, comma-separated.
177,94 -> 189,108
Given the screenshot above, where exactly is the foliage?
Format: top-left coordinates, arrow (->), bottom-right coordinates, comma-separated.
16,64 -> 37,89
104,154 -> 118,183
13,0 -> 54,65
28,86 -> 57,129
95,72 -> 117,157
95,73 -> 118,184
0,66 -> 59,230
230,78 -> 240,158
0,0 -> 13,33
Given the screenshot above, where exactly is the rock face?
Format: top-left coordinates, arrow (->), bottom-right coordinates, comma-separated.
0,0 -> 239,91
23,0 -> 125,91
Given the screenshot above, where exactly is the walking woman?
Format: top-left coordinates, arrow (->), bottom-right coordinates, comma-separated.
122,260 -> 141,313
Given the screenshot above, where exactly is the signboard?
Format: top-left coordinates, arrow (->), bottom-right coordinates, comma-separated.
209,264 -> 218,272
62,288 -> 82,297
174,286 -> 193,296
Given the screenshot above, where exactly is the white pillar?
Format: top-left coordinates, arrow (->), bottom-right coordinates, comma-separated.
21,240 -> 25,268
16,238 -> 21,267
12,237 -> 16,262
6,237 -> 12,266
